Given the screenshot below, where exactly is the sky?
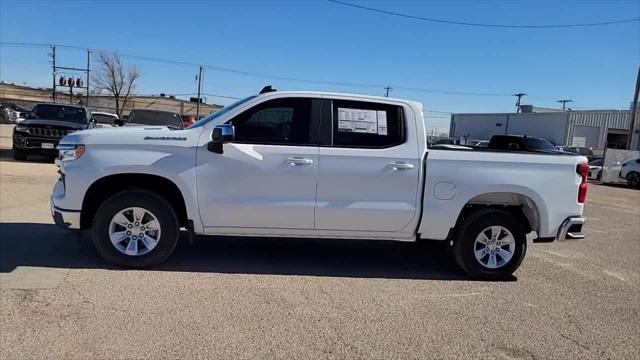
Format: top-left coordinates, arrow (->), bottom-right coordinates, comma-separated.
1,0 -> 639,133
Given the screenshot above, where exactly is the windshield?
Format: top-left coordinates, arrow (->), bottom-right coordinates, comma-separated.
187,96 -> 257,129
32,104 -> 87,124
129,110 -> 182,127
93,114 -> 117,124
523,137 -> 557,151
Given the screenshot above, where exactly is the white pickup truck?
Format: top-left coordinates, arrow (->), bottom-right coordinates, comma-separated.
51,89 -> 588,280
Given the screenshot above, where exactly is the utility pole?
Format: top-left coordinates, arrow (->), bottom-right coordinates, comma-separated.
513,93 -> 526,113
69,80 -> 74,103
626,67 -> 640,150
557,99 -> 572,110
52,48 -> 89,105
384,86 -> 391,97
51,46 -> 56,103
196,66 -> 203,119
86,50 -> 91,106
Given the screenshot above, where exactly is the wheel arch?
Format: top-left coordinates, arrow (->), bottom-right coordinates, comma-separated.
455,191 -> 542,236
80,173 -> 189,229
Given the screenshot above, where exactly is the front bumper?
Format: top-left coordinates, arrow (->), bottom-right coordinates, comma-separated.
13,134 -> 61,153
556,216 -> 585,240
50,196 -> 81,230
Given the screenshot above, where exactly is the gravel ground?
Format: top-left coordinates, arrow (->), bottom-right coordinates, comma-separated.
1,125 -> 638,359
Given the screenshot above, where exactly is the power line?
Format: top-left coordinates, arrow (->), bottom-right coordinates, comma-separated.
0,41 -> 517,97
327,0 -> 640,29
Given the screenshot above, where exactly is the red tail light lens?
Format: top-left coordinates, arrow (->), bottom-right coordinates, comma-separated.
577,163 -> 588,203
577,163 -> 589,178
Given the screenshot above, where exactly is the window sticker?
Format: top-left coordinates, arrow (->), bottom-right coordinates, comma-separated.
337,108 -> 387,135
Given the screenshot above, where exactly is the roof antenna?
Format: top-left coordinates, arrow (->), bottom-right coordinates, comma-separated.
259,85 -> 276,94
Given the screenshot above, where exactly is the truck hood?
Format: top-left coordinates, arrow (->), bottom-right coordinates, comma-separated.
19,119 -> 88,130
60,125 -> 203,148
76,125 -> 172,137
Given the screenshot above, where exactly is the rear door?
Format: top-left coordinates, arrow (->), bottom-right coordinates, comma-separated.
197,97 -> 321,229
315,98 -> 421,232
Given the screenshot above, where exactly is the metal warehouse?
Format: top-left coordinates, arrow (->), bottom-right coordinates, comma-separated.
450,109 -> 640,150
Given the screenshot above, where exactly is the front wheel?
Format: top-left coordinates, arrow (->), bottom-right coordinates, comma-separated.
452,209 -> 527,280
13,148 -> 26,161
92,190 -> 180,268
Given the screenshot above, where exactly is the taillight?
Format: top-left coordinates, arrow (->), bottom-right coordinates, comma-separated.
577,163 -> 588,203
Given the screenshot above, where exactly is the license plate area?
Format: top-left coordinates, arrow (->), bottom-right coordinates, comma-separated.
41,143 -> 55,149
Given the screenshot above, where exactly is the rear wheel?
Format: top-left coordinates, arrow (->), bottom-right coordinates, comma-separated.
627,172 -> 640,188
92,190 -> 179,268
452,209 -> 527,280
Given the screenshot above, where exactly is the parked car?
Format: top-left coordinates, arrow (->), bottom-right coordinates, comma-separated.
12,103 -> 94,160
125,109 -> 184,129
563,146 -> 595,161
620,158 -> 640,188
181,114 -> 196,128
475,140 -> 489,148
1,103 -> 28,124
588,158 -> 603,180
487,134 -> 568,154
51,89 -> 588,280
430,144 -> 473,150
91,111 -> 119,128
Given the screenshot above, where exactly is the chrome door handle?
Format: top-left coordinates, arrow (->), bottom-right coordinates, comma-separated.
287,157 -> 314,166
391,162 -> 414,170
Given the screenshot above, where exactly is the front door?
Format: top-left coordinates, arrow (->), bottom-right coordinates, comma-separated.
315,99 -> 422,232
197,97 -> 320,229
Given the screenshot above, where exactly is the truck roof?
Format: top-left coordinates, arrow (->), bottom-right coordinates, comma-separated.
255,90 -> 423,108
34,102 -> 86,110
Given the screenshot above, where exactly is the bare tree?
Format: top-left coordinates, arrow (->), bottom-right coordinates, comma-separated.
91,52 -> 140,117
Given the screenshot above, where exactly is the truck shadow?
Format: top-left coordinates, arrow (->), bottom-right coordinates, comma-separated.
0,222 -> 513,281
0,148 -> 54,163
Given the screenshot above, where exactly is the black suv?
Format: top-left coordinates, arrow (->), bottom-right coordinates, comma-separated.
12,103 -> 93,160
125,109 -> 184,129
487,134 -> 568,154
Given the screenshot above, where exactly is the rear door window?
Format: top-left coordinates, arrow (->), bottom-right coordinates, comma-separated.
327,99 -> 405,148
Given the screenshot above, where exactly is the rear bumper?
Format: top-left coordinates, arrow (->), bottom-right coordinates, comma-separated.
533,216 -> 586,243
556,216 -> 585,240
50,196 -> 81,230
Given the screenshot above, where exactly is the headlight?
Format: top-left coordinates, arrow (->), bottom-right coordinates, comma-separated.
57,144 -> 85,162
15,124 -> 29,132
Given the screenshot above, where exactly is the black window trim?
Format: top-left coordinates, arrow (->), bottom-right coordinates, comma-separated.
320,98 -> 407,149
227,97 -> 322,147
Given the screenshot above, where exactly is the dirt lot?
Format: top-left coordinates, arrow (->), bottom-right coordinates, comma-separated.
1,124 -> 639,359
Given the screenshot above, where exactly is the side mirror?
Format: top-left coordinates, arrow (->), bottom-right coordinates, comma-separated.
208,124 -> 234,154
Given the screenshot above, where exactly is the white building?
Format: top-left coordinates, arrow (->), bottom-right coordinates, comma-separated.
450,109 -> 639,150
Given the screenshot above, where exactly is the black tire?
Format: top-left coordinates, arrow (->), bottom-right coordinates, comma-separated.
92,190 -> 179,268
452,208 -> 527,280
13,148 -> 27,161
627,172 -> 640,188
